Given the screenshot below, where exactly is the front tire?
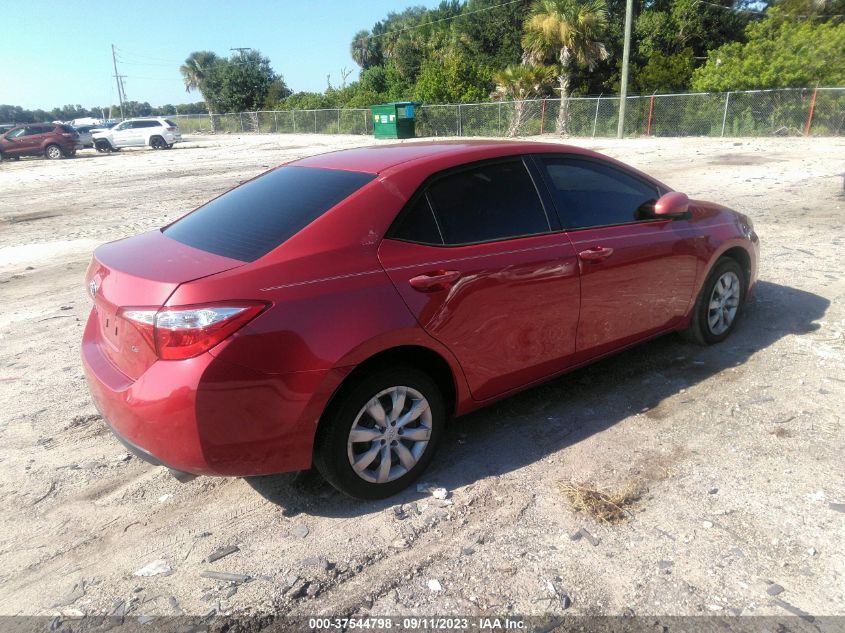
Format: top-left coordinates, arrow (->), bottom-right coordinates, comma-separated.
150,135 -> 167,150
45,144 -> 63,160
314,366 -> 445,500
685,257 -> 745,345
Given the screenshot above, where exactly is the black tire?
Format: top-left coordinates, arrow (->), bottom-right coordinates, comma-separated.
165,143 -> 174,149
684,257 -> 746,345
314,366 -> 445,500
94,139 -> 112,153
150,135 -> 166,150
44,144 -> 63,160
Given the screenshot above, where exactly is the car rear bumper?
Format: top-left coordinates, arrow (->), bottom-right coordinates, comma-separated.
81,308 -> 331,477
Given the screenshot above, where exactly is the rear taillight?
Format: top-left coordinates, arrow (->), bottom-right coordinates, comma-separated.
120,302 -> 266,360
166,127 -> 177,132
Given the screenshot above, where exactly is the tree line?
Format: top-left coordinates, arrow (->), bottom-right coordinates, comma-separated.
3,0 -> 843,132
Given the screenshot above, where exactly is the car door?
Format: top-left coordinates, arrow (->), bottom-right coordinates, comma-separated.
378,158 -> 581,401
534,155 -> 699,358
1,127 -> 31,156
111,121 -> 135,146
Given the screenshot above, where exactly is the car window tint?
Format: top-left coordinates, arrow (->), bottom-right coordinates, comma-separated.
426,160 -> 549,245
58,125 -> 75,133
389,195 -> 443,245
163,166 -> 375,262
6,128 -> 25,138
540,157 -> 660,229
165,119 -> 177,128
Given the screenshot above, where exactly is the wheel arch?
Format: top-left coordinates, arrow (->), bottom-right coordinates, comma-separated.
323,345 -> 458,423
719,245 -> 752,289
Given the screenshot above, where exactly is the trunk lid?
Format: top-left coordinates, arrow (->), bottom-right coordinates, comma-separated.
85,230 -> 245,379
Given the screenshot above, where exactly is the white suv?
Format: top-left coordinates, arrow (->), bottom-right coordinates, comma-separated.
92,117 -> 182,152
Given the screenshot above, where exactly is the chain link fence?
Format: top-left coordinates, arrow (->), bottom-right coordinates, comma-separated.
169,87 -> 844,138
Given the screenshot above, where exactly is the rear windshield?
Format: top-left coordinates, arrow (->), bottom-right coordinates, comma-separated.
163,166 -> 375,261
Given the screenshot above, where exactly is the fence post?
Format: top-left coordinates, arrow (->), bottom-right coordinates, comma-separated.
540,99 -> 546,135
364,110 -> 368,134
337,109 -> 341,134
457,104 -> 462,136
498,101 -> 502,136
314,110 -> 317,134
646,94 -> 655,136
239,112 -> 244,132
720,92 -> 731,137
292,111 -> 296,134
273,111 -> 277,133
805,86 -> 819,136
592,94 -> 602,138
255,112 -> 260,134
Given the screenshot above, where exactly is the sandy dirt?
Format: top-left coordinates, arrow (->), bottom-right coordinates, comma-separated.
0,133 -> 843,623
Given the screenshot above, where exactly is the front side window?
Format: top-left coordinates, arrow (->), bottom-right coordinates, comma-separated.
539,157 -> 660,230
425,160 -> 550,246
114,122 -> 130,131
6,128 -> 26,139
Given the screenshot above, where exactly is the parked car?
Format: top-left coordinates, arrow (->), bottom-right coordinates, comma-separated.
74,125 -> 97,149
81,141 -> 759,499
92,117 -> 181,152
0,123 -> 80,160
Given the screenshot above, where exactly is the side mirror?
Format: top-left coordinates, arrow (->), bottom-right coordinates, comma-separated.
654,191 -> 689,218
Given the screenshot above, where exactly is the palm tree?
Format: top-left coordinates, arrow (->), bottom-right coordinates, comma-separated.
180,51 -> 220,132
351,30 -> 379,69
492,64 -> 556,136
522,0 -> 609,135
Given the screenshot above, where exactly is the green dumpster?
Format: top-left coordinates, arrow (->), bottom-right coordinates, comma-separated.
371,102 -> 420,139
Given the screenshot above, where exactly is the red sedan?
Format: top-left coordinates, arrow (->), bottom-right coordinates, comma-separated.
81,141 -> 759,499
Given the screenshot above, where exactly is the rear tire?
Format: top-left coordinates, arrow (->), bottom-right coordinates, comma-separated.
684,257 -> 745,345
314,366 -> 445,500
150,135 -> 166,150
45,144 -> 63,160
94,139 -> 112,153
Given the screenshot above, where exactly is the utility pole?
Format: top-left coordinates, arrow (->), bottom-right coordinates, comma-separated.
111,44 -> 125,120
617,0 -> 633,139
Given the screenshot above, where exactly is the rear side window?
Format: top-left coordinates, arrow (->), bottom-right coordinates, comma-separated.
165,119 -> 177,128
539,157 -> 660,229
425,160 -> 549,245
390,195 -> 443,245
163,166 -> 375,261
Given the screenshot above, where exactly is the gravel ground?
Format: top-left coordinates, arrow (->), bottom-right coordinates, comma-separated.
0,134 -> 843,622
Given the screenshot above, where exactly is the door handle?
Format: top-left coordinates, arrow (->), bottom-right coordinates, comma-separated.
578,246 -> 614,262
408,270 -> 462,292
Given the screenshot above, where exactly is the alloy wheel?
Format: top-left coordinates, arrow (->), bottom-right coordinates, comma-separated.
707,271 -> 740,335
347,386 -> 433,484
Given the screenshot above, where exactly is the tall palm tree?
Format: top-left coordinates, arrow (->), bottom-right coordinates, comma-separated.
522,0 -> 609,135
351,30 -> 379,69
492,64 -> 556,136
180,51 -> 220,132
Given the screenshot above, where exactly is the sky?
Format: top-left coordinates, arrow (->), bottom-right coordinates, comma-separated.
0,0 -> 445,110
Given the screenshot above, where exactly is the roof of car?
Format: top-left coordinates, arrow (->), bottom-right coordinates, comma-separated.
292,140 -> 603,175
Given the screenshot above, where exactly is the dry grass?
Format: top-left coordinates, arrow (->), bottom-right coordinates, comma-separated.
559,481 -> 644,524
769,426 -> 794,438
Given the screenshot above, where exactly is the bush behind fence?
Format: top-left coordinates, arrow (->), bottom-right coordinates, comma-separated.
170,88 -> 844,138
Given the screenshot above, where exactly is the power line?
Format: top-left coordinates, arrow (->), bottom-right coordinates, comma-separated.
695,0 -> 844,18
364,0 -> 525,40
